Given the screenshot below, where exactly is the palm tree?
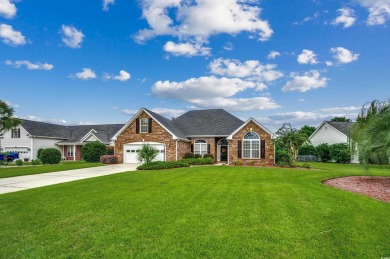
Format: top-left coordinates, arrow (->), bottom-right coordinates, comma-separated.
0,100 -> 22,137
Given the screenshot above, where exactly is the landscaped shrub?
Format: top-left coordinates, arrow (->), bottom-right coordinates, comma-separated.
298,144 -> 316,156
15,159 -> 23,166
82,142 -> 107,163
37,148 -> 44,160
194,154 -> 202,159
330,143 -> 351,163
316,143 -> 331,162
275,148 -> 291,166
31,159 -> 42,165
106,146 -> 114,155
203,154 -> 214,159
137,144 -> 158,164
183,153 -> 195,159
234,160 -> 243,166
40,148 -> 61,164
100,155 -> 117,164
181,157 -> 214,165
137,161 -> 190,170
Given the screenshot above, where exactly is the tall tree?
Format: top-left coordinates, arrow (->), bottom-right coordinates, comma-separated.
299,125 -> 316,138
276,123 -> 308,166
331,117 -> 351,122
0,100 -> 21,135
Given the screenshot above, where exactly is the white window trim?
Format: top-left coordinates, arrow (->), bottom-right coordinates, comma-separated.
67,145 -> 75,157
242,132 -> 260,159
140,118 -> 149,133
194,140 -> 207,156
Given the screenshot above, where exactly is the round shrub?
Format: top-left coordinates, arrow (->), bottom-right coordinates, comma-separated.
15,159 -> 23,166
316,143 -> 331,162
203,154 -> 214,159
275,149 -> 290,166
183,153 -> 195,159
82,142 -> 107,162
100,155 -> 117,164
37,148 -> 44,160
194,154 -> 202,159
330,143 -> 351,163
40,148 -> 61,164
31,159 -> 42,165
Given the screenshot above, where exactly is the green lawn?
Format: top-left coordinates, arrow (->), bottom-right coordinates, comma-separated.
0,163 -> 389,258
0,161 -> 104,179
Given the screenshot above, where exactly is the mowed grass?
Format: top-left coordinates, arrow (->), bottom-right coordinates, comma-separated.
0,163 -> 389,258
0,161 -> 103,179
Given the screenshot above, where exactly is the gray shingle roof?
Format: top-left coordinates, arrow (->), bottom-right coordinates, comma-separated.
326,121 -> 353,135
21,120 -> 124,144
172,109 -> 244,136
144,108 -> 187,139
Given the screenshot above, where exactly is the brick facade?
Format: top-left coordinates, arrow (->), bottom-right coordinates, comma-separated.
229,121 -> 275,165
115,111 -> 180,163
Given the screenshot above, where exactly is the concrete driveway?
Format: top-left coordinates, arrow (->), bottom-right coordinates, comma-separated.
0,164 -> 139,195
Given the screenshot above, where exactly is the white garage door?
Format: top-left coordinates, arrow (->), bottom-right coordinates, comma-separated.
124,142 -> 165,164
4,147 -> 30,160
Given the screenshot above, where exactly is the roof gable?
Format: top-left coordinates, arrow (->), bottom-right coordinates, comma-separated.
309,121 -> 353,140
227,118 -> 275,140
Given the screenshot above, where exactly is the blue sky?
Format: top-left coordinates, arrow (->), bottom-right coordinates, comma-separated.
1,0 -> 389,131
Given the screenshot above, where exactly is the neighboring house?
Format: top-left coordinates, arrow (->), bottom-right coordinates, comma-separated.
0,120 -> 123,161
309,121 -> 358,163
113,108 -> 275,165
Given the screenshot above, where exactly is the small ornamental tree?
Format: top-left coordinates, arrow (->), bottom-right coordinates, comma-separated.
40,148 -> 61,164
138,144 -> 158,164
276,123 -> 308,166
82,141 -> 107,162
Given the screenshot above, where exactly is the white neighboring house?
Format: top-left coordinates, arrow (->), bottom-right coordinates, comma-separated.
309,121 -> 358,163
0,120 -> 123,161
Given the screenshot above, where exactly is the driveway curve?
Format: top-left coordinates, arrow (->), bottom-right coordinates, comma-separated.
0,164 -> 139,195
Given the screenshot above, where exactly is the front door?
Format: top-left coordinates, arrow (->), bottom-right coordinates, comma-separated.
220,145 -> 228,162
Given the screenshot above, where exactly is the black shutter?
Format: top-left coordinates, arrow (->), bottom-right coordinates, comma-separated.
136,119 -> 139,134
191,144 -> 194,153
148,118 -> 152,133
207,144 -> 210,154
261,140 -> 266,159
238,140 -> 242,158
11,129 -> 14,138
18,128 -> 20,138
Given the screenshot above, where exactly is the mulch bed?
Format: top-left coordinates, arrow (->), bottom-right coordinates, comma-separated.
324,176 -> 390,203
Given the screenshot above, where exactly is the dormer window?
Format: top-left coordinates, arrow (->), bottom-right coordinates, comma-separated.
140,118 -> 149,133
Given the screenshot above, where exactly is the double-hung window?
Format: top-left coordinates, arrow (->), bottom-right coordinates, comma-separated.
140,118 -> 149,133
11,128 -> 20,138
194,140 -> 207,156
242,132 -> 260,159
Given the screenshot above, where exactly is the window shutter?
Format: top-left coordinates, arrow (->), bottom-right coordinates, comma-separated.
136,119 -> 139,134
238,140 -> 242,158
148,118 -> 152,133
18,128 -> 20,138
207,144 -> 210,154
11,129 -> 14,138
261,140 -> 266,159
191,144 -> 194,153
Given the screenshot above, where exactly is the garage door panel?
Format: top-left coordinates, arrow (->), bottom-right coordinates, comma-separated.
124,143 -> 165,163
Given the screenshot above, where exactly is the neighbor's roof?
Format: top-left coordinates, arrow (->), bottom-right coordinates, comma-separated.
22,120 -> 71,139
325,121 -> 353,136
172,109 -> 244,136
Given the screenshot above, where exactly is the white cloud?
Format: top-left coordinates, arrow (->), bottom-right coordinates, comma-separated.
102,0 -> 115,11
5,60 -> 54,70
297,49 -> 318,64
223,42 -> 234,51
135,0 -> 273,43
332,8 -> 356,28
163,41 -> 211,56
73,68 -> 97,80
0,0 -> 16,18
330,47 -> 359,63
0,24 -> 25,46
282,70 -> 329,92
4,99 -> 19,108
209,58 -> 283,82
325,61 -> 334,66
190,97 -> 280,111
61,25 -> 84,48
105,70 -> 131,81
320,106 -> 361,112
267,51 -> 280,59
357,0 -> 390,25
294,12 -> 320,25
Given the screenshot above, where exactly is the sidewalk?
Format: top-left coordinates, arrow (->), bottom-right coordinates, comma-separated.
0,164 -> 139,195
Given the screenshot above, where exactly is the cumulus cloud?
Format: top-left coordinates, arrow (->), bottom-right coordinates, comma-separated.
267,51 -> 280,59
357,0 -> 390,25
5,60 -> 54,70
297,49 -> 318,64
282,70 -> 329,92
163,41 -> 211,56
104,70 -> 131,81
135,0 -> 273,43
209,58 -> 283,82
332,8 -> 356,28
61,25 -> 84,48
0,24 -> 25,46
73,68 -> 97,80
190,97 -> 280,111
0,0 -> 16,18
102,0 -> 115,11
330,47 -> 359,64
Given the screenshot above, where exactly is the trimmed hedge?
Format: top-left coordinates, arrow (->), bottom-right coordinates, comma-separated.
37,148 -> 44,160
181,157 -> 214,165
100,155 -> 117,164
137,161 -> 190,170
194,154 -> 202,159
183,153 -> 195,159
40,148 -> 62,164
203,154 -> 214,159
82,142 -> 107,162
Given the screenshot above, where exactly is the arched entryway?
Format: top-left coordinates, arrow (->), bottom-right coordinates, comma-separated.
217,139 -> 229,162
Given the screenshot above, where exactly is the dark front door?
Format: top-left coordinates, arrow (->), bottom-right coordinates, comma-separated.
220,145 -> 228,162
